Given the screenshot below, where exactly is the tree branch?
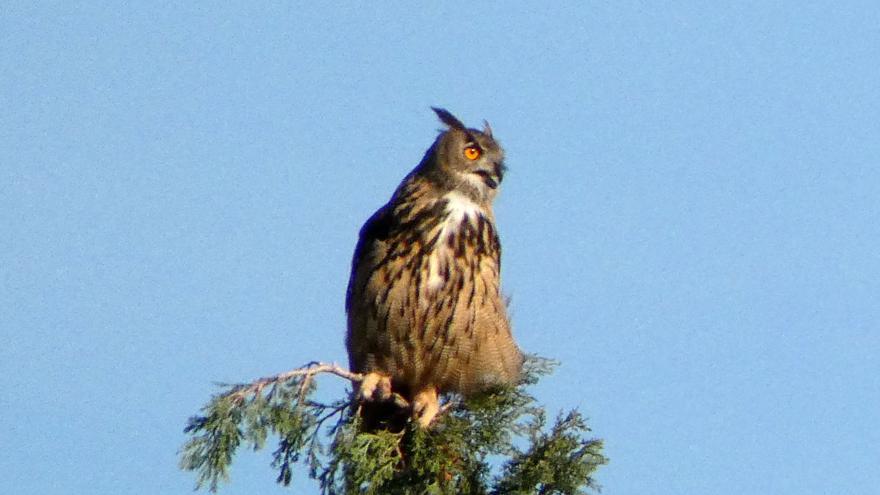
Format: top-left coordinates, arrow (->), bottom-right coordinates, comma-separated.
227,361 -> 409,409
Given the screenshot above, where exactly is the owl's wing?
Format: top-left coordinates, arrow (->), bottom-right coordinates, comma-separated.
345,203 -> 394,312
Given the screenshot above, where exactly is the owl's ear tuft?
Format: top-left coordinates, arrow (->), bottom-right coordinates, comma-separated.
432,107 -> 465,130
482,120 -> 493,138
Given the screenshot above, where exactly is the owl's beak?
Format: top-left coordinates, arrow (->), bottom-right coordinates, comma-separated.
473,167 -> 501,189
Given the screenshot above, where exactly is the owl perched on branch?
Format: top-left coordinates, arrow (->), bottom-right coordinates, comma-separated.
346,108 -> 523,429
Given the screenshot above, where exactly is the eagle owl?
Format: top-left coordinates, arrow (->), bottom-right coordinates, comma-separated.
346,108 -> 523,428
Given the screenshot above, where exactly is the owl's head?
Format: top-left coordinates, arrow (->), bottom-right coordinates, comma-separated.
425,107 -> 506,203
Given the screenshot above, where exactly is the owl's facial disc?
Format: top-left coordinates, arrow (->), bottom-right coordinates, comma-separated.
460,135 -> 504,192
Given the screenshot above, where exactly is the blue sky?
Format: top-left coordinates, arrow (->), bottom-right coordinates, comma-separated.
2,2 -> 879,494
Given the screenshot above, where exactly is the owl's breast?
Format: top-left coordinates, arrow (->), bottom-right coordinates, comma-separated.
348,187 -> 518,394
421,192 -> 498,297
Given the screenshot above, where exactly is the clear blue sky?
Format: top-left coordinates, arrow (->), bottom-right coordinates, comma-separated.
2,2 -> 878,494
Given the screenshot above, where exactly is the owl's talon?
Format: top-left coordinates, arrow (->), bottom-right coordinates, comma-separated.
412,388 -> 439,428
358,372 -> 379,401
358,372 -> 391,402
376,376 -> 392,400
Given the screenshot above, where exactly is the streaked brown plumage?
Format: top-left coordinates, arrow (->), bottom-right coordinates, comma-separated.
346,108 -> 523,428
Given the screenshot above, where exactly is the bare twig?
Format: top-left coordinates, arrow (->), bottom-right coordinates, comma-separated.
228,362 -> 362,402
227,362 -> 410,410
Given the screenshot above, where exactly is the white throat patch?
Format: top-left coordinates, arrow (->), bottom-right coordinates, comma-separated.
424,192 -> 481,292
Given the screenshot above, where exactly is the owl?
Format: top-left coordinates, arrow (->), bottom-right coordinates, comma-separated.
345,108 -> 523,429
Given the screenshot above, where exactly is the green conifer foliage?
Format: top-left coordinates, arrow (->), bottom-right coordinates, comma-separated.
180,357 -> 606,494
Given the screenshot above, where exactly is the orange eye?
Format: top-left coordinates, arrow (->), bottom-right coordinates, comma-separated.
464,146 -> 481,160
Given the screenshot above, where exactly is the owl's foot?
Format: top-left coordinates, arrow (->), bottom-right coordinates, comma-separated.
358,372 -> 392,401
412,387 -> 439,428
